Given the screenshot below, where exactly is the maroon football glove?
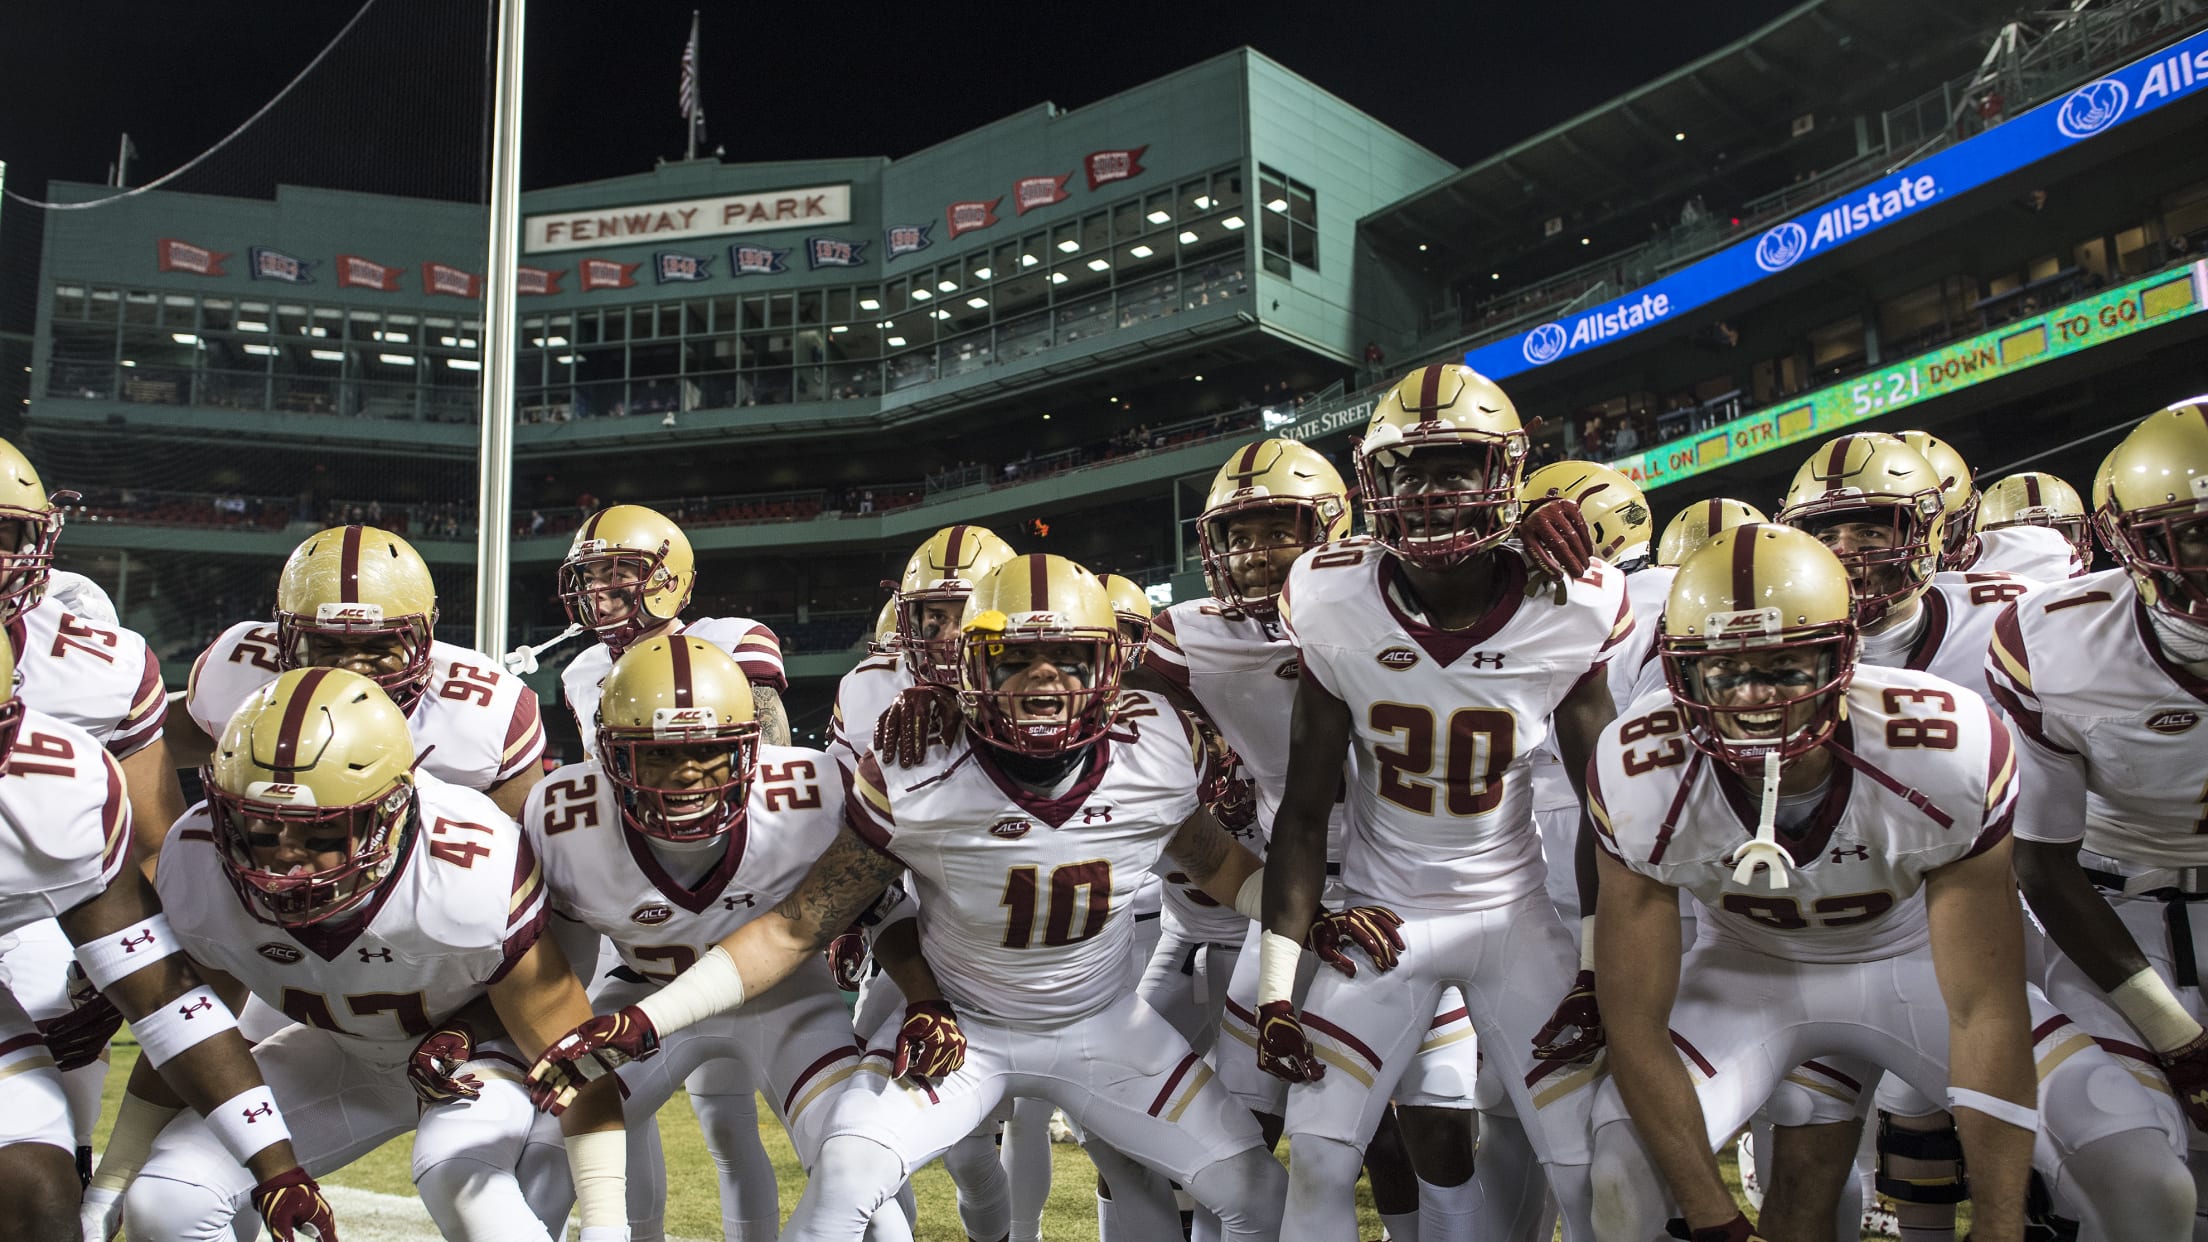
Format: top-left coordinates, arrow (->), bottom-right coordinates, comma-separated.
827,929 -> 868,992
2159,1030 -> 2208,1131
1531,970 -> 1604,1062
38,983 -> 123,1072
253,1167 -> 340,1242
1255,999 -> 1324,1084
407,1018 -> 483,1105
1305,906 -> 1405,977
873,683 -> 962,768
526,1005 -> 659,1115
1688,1214 -> 1765,1242
1519,497 -> 1594,582
892,999 -> 967,1082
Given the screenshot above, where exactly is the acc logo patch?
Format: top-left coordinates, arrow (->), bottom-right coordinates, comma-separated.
1274,658 -> 1301,680
989,818 -> 1033,840
631,904 -> 675,926
256,942 -> 303,964
1376,646 -> 1420,671
2147,710 -> 2199,735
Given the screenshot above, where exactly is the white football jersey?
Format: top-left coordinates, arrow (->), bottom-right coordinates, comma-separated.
845,691 -> 1204,1025
1965,524 -> 2082,581
11,598 -> 166,758
154,775 -> 547,1069
1529,564 -> 1676,814
827,655 -> 912,776
563,616 -> 786,759
1870,573 -> 2035,704
188,625 -> 545,792
1280,543 -> 1633,910
1989,570 -> 2208,868
0,710 -> 131,937
1592,666 -> 2016,963
525,746 -> 841,982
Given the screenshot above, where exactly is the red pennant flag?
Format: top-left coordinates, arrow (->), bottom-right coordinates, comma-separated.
422,262 -> 482,298
579,259 -> 640,291
1084,146 -> 1148,192
335,254 -> 404,291
945,197 -> 1002,239
1013,173 -> 1072,215
517,266 -> 565,296
156,238 -> 230,276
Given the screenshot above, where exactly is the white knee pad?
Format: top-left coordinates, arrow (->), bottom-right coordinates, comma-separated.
416,1155 -> 557,1242
122,1173 -> 243,1242
2056,1127 -> 2196,1239
1588,1119 -> 1669,1242
791,1134 -> 906,1238
1186,1145 -> 1286,1238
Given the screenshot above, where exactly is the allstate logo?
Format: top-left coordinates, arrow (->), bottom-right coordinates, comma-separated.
1522,321 -> 1568,366
2056,77 -> 2129,140
1754,223 -> 1810,272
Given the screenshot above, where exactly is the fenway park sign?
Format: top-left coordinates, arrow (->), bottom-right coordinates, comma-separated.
524,184 -> 852,253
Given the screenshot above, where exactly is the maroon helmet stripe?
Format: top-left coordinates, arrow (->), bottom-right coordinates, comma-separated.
2023,475 -> 2043,507
273,667 -> 334,771
1824,436 -> 1852,481
339,526 -> 363,603
1417,365 -> 1444,414
1731,527 -> 1760,607
669,636 -> 694,708
1705,498 -> 1724,531
1235,441 -> 1266,475
1028,556 -> 1050,611
943,525 -> 968,571
579,510 -> 604,542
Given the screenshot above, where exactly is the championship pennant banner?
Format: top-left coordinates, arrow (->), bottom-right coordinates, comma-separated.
885,223 -> 932,261
422,262 -> 481,298
336,254 -> 403,291
250,247 -> 314,284
1014,173 -> 1071,215
946,198 -> 1001,239
157,238 -> 229,276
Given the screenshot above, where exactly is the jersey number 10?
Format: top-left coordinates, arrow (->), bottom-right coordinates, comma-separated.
1000,859 -> 1113,949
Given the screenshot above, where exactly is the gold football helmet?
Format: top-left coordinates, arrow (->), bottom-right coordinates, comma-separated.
2093,447 -> 2123,557
1899,430 -> 1979,568
1103,574 -> 1154,661
597,636 -> 760,842
1778,433 -> 1947,627
274,525 -> 440,711
868,598 -> 901,656
1520,460 -> 1653,565
0,437 -> 70,627
559,505 -> 696,654
959,555 -> 1122,756
1660,525 -> 1858,772
205,668 -> 419,927
894,525 -> 1017,687
1354,364 -> 1528,569
2102,398 -> 2208,619
1979,471 -> 2091,569
1197,438 -> 1351,616
1656,498 -> 1769,567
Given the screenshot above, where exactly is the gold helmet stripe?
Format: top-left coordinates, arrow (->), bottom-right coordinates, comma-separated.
1029,554 -> 1051,610
273,666 -> 335,771
1732,525 -> 1761,606
670,635 -> 695,708
339,525 -> 364,604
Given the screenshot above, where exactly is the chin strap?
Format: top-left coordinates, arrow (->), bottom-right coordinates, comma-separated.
502,623 -> 585,674
1731,750 -> 1793,889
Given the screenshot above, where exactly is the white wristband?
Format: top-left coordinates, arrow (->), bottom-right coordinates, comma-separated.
1257,931 -> 1302,1007
205,1085 -> 290,1165
131,987 -> 238,1067
1579,915 -> 1597,972
2110,966 -> 2204,1053
1947,1086 -> 2038,1132
634,945 -> 747,1036
1233,869 -> 1266,921
565,1128 -> 628,1231
75,915 -> 180,989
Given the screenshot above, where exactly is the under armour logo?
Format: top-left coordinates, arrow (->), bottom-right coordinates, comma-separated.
1082,806 -> 1114,824
178,997 -> 215,1019
119,930 -> 157,953
1466,652 -> 1507,669
241,1103 -> 275,1123
358,947 -> 394,964
1830,845 -> 1870,863
722,894 -> 756,911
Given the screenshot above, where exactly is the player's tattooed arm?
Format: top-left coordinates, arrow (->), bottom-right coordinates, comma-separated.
1166,806 -> 1263,907
752,684 -> 792,747
767,825 -> 905,953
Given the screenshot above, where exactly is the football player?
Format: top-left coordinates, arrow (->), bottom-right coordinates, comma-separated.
0,437 -> 182,1181
1997,399 -> 2208,1238
1656,499 -> 1771,570
529,554 -> 1406,1241
1137,437 -> 1440,1242
523,636 -> 911,1242
1102,574 -> 1153,662
1255,364 -> 1631,1242
1897,430 -> 1982,573
553,502 -> 789,1236
0,636 -> 339,1242
177,525 -> 546,818
101,669 -> 627,1242
1978,471 -> 2093,580
1590,524 -> 2187,1242
559,504 -> 789,749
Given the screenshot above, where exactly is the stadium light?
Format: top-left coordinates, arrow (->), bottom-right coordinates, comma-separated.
237,320 -> 269,332
973,267 -> 992,280
311,349 -> 344,362
243,344 -> 278,357
1194,195 -> 1212,209
1266,198 -> 1288,213
937,279 -> 958,292
1178,230 -> 1198,245
966,297 -> 988,308
858,298 -> 880,311
1057,239 -> 1081,253
1147,210 -> 1171,224
886,335 -> 907,347
830,325 -> 850,334
378,353 -> 417,365
1129,245 -> 1154,258
446,358 -> 482,371
1086,258 -> 1110,272
1020,253 -> 1039,267
1050,272 -> 1068,284
1221,216 -> 1245,230
910,288 -> 932,300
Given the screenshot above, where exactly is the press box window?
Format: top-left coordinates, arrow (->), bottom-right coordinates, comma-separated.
1258,165 -> 1318,278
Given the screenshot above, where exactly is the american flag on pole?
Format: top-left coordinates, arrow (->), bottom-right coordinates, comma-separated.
679,13 -> 700,121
